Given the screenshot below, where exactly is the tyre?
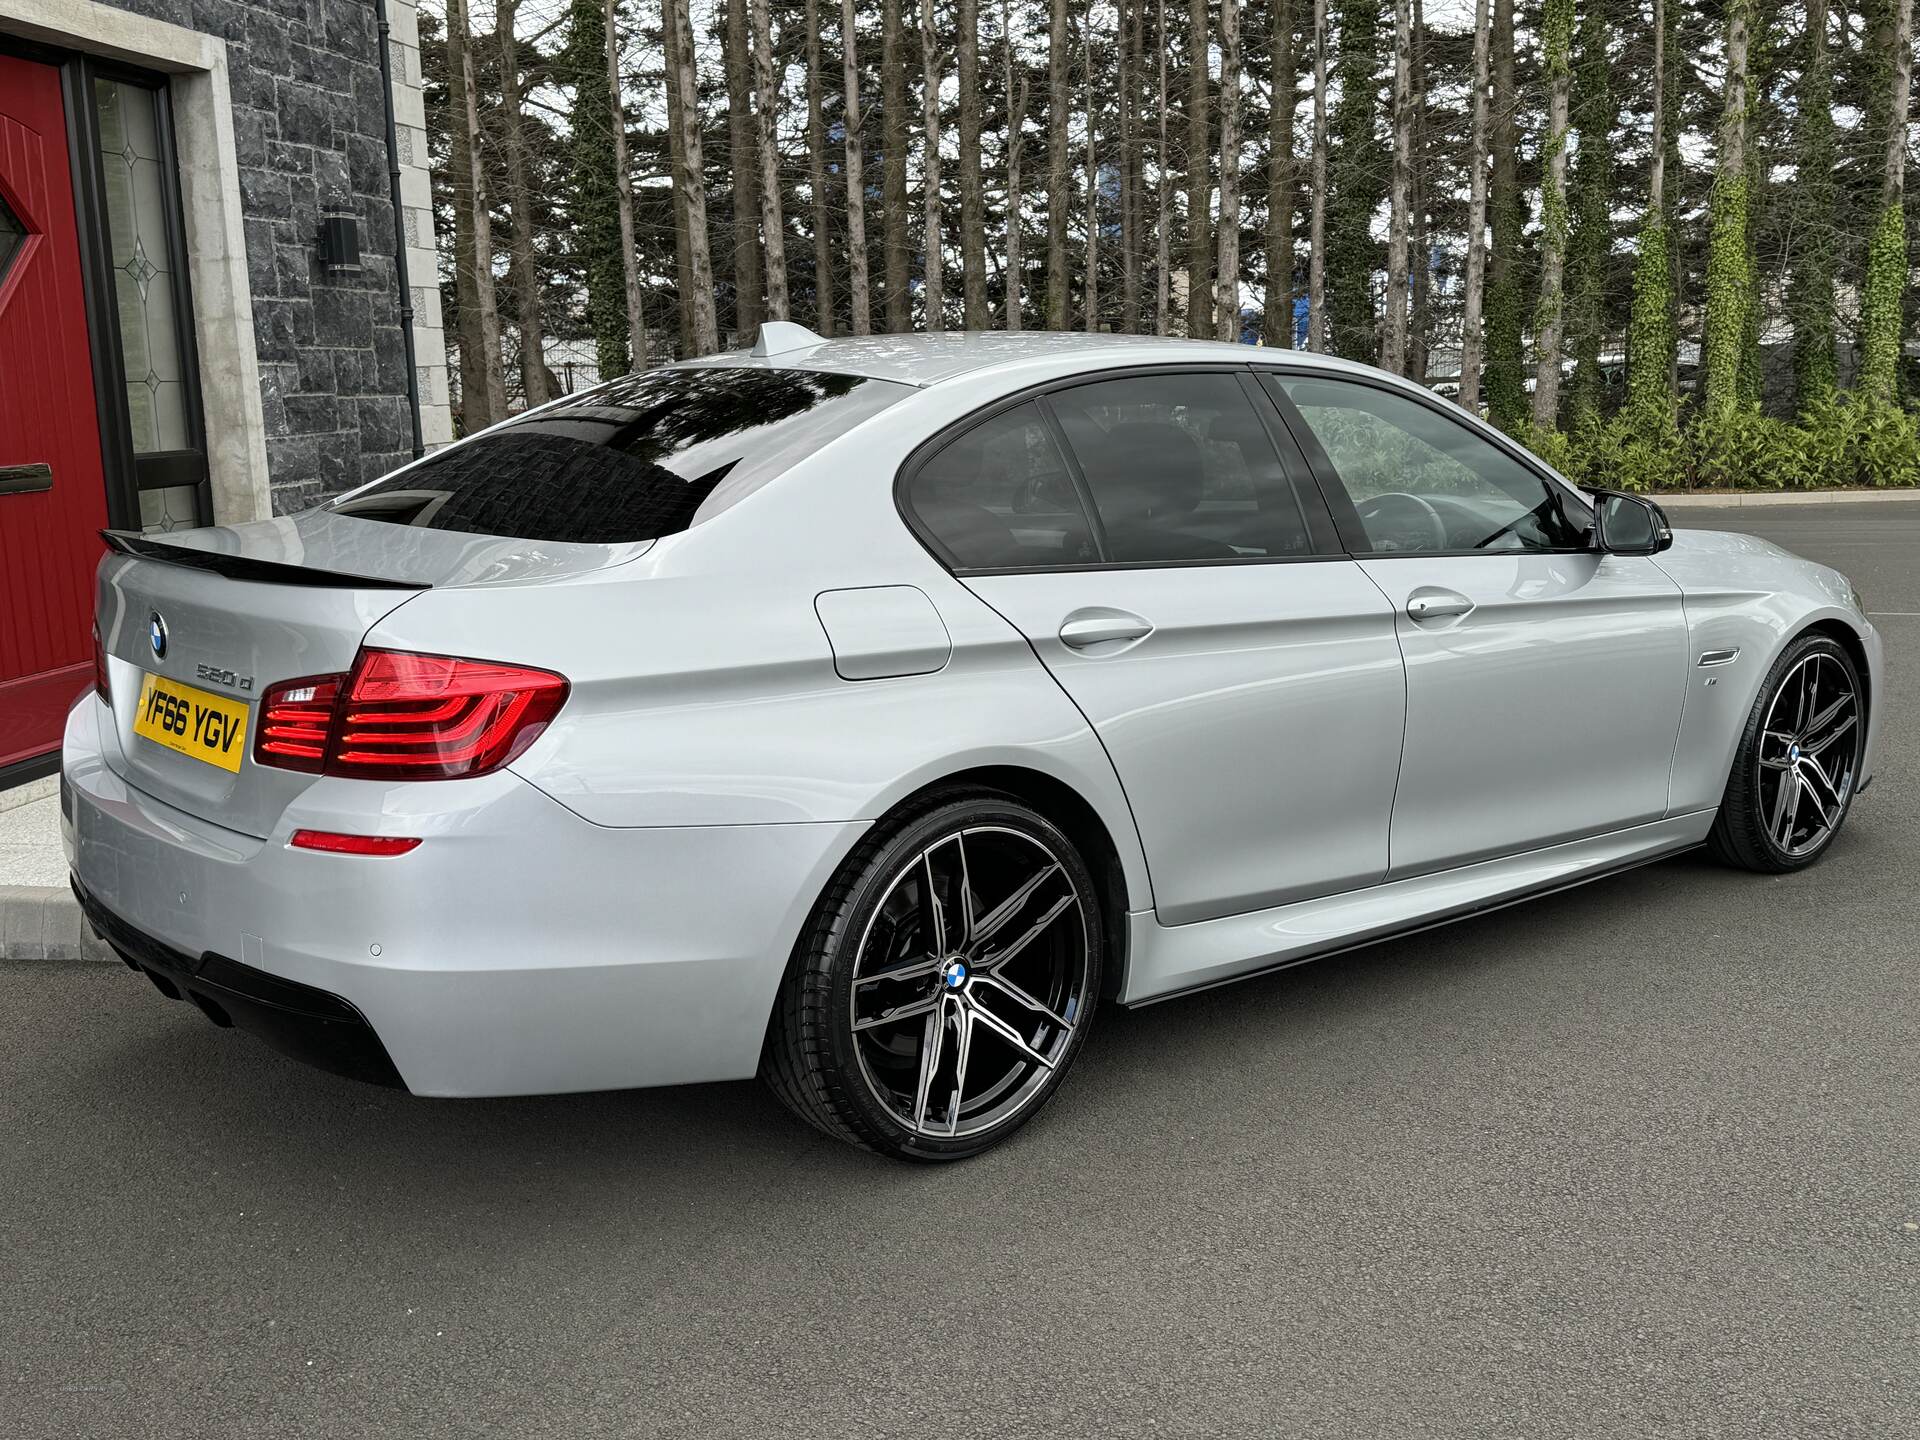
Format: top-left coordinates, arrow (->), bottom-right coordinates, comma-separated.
1708,632 -> 1866,874
763,790 -> 1103,1160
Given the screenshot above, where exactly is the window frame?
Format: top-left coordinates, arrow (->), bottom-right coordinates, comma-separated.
1255,367 -> 1597,561
894,363 -> 1345,576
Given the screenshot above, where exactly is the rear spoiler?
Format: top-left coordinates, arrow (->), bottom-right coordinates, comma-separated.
100,530 -> 431,590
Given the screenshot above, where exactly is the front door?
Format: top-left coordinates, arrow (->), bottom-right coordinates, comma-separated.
1268,371 -> 1690,878
0,52 -> 110,772
902,369 -> 1408,928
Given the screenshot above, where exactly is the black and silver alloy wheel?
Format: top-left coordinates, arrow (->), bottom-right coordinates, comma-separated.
764,792 -> 1103,1160
1711,633 -> 1865,873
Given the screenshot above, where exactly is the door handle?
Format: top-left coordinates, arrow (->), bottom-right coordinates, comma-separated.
1405,589 -> 1474,621
1058,612 -> 1153,650
0,463 -> 52,496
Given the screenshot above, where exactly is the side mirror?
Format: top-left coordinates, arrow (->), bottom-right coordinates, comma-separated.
1586,488 -> 1673,556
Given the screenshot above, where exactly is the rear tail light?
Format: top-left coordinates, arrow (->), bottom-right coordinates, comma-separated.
92,623 -> 110,704
252,649 -> 568,782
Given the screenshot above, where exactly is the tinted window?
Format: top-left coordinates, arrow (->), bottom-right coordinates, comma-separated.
1048,373 -> 1314,563
905,403 -> 1098,569
331,367 -> 909,544
1277,377 -> 1589,554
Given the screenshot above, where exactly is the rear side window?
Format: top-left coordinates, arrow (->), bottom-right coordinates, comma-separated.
330,367 -> 910,544
1047,373 -> 1314,563
903,402 -> 1099,569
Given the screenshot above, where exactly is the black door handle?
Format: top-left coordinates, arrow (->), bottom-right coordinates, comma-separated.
0,463 -> 52,496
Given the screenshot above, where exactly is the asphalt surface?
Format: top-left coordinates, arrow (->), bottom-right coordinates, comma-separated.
5,500 -> 1918,1439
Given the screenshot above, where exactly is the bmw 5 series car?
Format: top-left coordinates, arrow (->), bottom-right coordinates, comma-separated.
65,326 -> 1882,1160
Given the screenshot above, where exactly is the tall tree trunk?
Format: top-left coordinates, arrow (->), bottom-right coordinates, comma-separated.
1214,0 -> 1241,338
920,0 -> 946,326
1002,0 -> 1027,329
958,0 -> 988,326
1327,0 -> 1381,360
806,0 -> 835,334
1382,0 -> 1413,373
1307,0 -> 1327,351
1565,0 -> 1611,426
883,0 -> 913,331
1156,0 -> 1172,333
1084,10 -> 1100,331
724,0 -> 764,338
1700,0 -> 1752,416
751,0 -> 789,320
1484,0 -> 1524,429
1047,0 -> 1071,328
1120,0 -> 1142,332
1263,0 -> 1295,347
1457,0 -> 1491,410
1790,0 -> 1835,403
662,0 -> 695,350
449,0 -> 505,424
841,0 -> 872,334
669,0 -> 720,354
1531,0 -> 1572,429
1186,0 -> 1212,335
1624,0 -> 1676,426
605,0 -> 648,370
499,0 -> 547,403
1408,0 -> 1429,380
1861,0 -> 1912,401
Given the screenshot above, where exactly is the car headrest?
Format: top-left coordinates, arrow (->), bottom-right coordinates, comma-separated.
1085,421 -> 1208,523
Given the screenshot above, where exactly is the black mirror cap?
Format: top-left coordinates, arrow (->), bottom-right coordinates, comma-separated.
1584,487 -> 1674,556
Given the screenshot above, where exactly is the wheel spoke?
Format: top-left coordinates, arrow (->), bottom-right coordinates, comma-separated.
852,954 -> 945,991
1795,657 -> 1819,733
924,850 -> 947,956
944,1006 -> 975,1136
1758,729 -> 1796,769
1795,760 -> 1838,827
1768,769 -> 1800,848
968,862 -> 1063,950
969,1000 -> 1056,1071
1804,709 -> 1857,757
910,999 -> 948,1131
852,993 -> 942,1032
976,971 -> 1074,1031
979,892 -> 1077,973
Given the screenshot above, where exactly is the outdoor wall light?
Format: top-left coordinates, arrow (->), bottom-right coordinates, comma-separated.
317,215 -> 362,272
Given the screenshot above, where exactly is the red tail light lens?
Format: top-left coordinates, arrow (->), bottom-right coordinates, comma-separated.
255,673 -> 345,773
290,830 -> 422,856
252,649 -> 568,781
92,623 -> 110,704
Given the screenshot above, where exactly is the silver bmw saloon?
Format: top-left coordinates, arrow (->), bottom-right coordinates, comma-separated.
66,326 -> 1883,1160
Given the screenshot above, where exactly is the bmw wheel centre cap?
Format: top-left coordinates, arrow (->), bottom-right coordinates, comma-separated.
148,611 -> 168,661
942,959 -> 968,989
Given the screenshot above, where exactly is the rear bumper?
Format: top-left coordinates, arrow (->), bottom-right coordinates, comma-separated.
74,879 -> 403,1087
63,694 -> 865,1096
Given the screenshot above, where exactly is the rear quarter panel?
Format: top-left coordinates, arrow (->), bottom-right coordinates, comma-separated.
360,382 -> 1157,912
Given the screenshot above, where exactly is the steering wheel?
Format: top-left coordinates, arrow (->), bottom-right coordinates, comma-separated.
1355,492 -> 1448,553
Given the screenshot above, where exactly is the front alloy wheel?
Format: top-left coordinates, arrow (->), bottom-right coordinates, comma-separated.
1710,633 -> 1865,873
764,792 -> 1102,1160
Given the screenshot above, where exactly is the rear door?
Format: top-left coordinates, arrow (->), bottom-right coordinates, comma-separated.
902,368 -> 1407,927
0,53 -> 111,770
1266,370 -> 1689,877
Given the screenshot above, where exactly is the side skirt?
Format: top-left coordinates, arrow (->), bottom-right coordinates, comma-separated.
1120,810 -> 1717,1006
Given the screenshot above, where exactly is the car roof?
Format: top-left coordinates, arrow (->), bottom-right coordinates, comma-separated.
677,329 -> 1389,389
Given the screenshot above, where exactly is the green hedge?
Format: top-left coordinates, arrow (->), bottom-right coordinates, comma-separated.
1528,392 -> 1920,492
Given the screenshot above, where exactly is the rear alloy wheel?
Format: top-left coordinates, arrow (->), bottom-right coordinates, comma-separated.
764,792 -> 1102,1160
1709,634 -> 1865,873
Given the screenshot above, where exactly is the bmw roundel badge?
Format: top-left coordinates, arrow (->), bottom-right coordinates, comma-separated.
148,611 -> 168,661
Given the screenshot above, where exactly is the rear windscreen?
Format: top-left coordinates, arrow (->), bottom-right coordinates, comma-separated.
328,367 -> 911,544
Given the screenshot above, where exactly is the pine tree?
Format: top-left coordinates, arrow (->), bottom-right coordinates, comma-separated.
1531,0 -> 1573,429
564,0 -> 629,381
1564,0 -> 1611,428
1457,0 -> 1491,409
1264,0 -> 1297,347
1484,0 -> 1525,431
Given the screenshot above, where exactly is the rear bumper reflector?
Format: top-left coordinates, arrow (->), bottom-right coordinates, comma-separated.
289,830 -> 422,856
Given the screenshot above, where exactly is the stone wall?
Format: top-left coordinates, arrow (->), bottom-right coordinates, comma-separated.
96,0 -> 450,514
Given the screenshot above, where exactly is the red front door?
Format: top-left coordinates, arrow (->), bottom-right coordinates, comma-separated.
0,53 -> 109,770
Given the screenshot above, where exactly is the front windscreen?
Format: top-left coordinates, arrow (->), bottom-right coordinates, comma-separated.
329,367 -> 911,544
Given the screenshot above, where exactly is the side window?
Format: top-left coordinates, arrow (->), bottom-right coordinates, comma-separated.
1047,373 -> 1314,564
1275,377 -> 1589,555
904,402 -> 1097,570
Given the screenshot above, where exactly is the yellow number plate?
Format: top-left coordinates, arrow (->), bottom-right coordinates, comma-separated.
132,673 -> 251,773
